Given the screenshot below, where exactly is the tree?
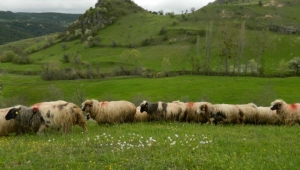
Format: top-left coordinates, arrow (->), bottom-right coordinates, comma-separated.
158,10 -> 164,15
218,21 -> 238,75
253,29 -> 271,76
237,21 -> 246,76
204,21 -> 213,75
288,57 -> 300,75
0,51 -> 18,63
191,7 -> 196,14
121,49 -> 141,70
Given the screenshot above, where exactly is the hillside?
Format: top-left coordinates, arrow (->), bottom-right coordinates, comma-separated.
0,0 -> 300,86
0,11 -> 80,45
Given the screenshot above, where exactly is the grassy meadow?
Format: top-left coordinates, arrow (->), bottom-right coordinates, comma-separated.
1,0 -> 300,169
1,121 -> 300,169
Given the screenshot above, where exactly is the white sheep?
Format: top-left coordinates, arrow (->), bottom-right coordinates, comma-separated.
186,102 -> 213,124
31,100 -> 87,133
236,103 -> 259,125
211,104 -> 244,125
0,107 -> 22,136
256,106 -> 281,125
139,100 -> 187,122
82,99 -> 136,124
270,99 -> 300,125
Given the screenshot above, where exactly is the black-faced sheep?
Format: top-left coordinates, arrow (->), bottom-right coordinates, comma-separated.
139,100 -> 187,122
0,107 -> 22,136
256,106 -> 281,125
32,100 -> 87,133
236,103 -> 259,125
82,99 -> 136,124
270,99 -> 300,125
185,102 -> 213,124
5,105 -> 45,134
211,104 -> 244,125
133,106 -> 151,122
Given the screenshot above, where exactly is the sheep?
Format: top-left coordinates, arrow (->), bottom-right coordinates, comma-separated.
5,105 -> 45,134
133,106 -> 151,122
185,102 -> 213,124
82,99 -> 136,124
256,106 -> 281,125
32,100 -> 87,133
211,104 -> 244,125
139,100 -> 187,122
236,103 -> 259,125
0,107 -> 22,136
270,99 -> 300,125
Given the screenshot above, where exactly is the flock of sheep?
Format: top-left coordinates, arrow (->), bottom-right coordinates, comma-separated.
0,99 -> 299,136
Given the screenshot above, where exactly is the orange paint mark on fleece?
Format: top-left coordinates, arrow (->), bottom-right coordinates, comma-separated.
188,102 -> 194,108
101,102 -> 108,107
290,104 -> 298,110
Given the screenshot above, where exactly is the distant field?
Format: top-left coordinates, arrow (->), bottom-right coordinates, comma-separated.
1,74 -> 299,107
1,121 -> 300,169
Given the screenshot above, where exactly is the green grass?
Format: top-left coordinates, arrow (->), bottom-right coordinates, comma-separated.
1,74 -> 300,107
1,0 -> 300,77
1,121 -> 300,169
1,1 -> 300,169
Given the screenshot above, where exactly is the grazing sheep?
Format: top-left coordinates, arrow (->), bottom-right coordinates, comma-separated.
139,100 -> 187,122
236,103 -> 259,125
133,106 -> 151,122
82,99 -> 136,124
5,105 -> 45,134
32,100 -> 87,133
211,104 -> 244,125
256,106 -> 281,125
270,99 -> 300,125
0,107 -> 22,136
185,102 -> 213,124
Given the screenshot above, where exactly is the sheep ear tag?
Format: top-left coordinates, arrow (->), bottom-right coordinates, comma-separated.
15,111 -> 19,115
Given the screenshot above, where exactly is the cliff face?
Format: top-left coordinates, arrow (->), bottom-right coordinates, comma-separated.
67,0 -> 145,33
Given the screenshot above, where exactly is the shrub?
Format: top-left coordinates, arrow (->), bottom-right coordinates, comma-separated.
12,55 -> 32,64
172,20 -> 178,26
112,40 -> 118,47
62,53 -> 70,63
0,51 -> 18,63
287,57 -> 300,75
160,27 -> 166,35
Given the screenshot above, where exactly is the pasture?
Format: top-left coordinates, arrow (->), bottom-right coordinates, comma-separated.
1,121 -> 299,169
1,75 -> 300,169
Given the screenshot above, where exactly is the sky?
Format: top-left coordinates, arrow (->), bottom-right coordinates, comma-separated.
0,0 -> 215,14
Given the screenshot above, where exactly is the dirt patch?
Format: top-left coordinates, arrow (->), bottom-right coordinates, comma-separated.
221,10 -> 232,18
263,0 -> 284,7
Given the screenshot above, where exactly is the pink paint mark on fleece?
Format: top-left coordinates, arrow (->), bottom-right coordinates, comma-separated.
188,102 -> 194,108
31,103 -> 42,112
290,104 -> 298,110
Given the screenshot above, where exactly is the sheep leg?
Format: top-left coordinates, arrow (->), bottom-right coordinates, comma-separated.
37,123 -> 47,135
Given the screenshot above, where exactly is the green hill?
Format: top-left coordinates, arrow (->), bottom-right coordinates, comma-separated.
1,0 -> 300,105
0,11 -> 80,45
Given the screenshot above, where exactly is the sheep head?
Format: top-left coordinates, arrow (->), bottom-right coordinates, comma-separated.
197,103 -> 214,119
82,100 -> 93,112
270,100 -> 285,111
5,107 -> 20,120
140,101 -> 148,113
